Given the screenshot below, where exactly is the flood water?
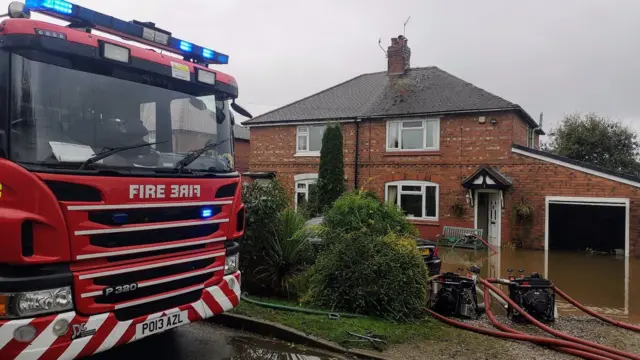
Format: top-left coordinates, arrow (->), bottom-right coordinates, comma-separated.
439,247 -> 637,321
89,322 -> 336,360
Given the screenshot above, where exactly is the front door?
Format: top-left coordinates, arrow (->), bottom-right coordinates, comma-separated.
488,193 -> 500,247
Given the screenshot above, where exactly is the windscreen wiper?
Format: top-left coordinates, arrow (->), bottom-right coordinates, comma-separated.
174,138 -> 230,173
78,141 -> 167,170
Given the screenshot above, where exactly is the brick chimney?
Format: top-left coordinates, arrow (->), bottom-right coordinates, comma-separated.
387,35 -> 411,75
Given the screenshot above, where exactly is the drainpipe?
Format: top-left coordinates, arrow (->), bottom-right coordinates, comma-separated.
354,119 -> 360,190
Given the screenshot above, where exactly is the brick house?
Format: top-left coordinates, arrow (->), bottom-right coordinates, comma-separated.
244,35 -> 640,257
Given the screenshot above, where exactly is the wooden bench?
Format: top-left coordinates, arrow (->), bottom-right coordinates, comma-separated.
436,226 -> 485,250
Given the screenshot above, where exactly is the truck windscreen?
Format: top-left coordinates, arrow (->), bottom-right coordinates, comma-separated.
8,54 -> 234,173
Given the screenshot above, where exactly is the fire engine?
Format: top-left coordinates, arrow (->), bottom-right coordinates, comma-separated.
0,1 -> 249,358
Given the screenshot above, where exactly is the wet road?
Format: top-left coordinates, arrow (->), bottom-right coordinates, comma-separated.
439,247 -> 638,321
87,321 -> 336,360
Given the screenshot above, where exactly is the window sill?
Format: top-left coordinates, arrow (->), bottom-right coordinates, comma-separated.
294,152 -> 321,157
384,151 -> 441,156
408,218 -> 440,226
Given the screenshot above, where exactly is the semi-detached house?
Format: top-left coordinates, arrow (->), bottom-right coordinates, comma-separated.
244,35 -> 640,258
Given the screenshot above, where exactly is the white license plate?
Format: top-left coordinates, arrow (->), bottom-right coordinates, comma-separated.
136,311 -> 188,338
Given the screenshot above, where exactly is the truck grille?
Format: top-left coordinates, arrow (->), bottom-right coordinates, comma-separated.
89,224 -> 219,248
74,251 -> 225,315
88,206 -> 222,225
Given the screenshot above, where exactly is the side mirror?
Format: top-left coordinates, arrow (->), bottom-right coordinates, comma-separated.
231,101 -> 253,119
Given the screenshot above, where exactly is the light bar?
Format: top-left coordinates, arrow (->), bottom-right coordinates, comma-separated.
24,0 -> 229,65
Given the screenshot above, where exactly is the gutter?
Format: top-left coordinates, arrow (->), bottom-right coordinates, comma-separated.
354,118 -> 361,189
244,106 -> 544,134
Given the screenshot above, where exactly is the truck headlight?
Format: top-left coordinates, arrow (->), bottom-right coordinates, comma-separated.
225,253 -> 239,275
1,287 -> 74,318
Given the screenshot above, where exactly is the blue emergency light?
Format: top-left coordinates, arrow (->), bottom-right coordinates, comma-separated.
200,208 -> 213,218
23,0 -> 229,65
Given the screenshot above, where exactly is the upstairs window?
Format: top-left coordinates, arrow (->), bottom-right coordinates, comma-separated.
527,127 -> 535,148
296,125 -> 325,155
385,181 -> 439,220
387,118 -> 440,151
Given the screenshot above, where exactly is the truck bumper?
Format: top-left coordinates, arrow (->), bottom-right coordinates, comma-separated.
0,272 -> 241,360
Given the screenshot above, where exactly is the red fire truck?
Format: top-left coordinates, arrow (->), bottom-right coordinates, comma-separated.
0,1 -> 249,358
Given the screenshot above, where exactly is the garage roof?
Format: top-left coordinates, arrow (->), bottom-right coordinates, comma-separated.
512,144 -> 640,188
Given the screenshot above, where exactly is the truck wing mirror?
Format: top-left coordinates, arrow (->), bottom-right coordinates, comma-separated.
231,101 -> 252,119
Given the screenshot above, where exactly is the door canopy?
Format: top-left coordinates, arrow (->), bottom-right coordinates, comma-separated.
462,166 -> 512,190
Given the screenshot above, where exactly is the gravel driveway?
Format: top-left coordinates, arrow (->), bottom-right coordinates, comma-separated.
386,315 -> 640,360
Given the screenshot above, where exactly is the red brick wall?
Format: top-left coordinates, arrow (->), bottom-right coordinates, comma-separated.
234,139 -> 250,173
502,155 -> 640,256
246,111 -> 631,254
249,123 -> 357,195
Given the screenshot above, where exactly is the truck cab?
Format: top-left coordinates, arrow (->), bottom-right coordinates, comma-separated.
0,1 -> 246,358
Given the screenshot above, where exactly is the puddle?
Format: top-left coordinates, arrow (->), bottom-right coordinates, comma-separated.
438,248 -> 637,321
227,336 -> 334,359
87,322 -> 337,360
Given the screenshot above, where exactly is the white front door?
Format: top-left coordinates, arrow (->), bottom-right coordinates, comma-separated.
488,193 -> 500,246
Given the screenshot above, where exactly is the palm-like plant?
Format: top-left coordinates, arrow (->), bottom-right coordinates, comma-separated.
256,209 -> 315,296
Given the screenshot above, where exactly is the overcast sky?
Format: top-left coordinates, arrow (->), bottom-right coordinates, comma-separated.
36,0 -> 640,138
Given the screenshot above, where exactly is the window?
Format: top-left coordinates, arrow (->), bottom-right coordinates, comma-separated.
296,125 -> 325,155
294,173 -> 318,209
527,128 -> 535,148
385,181 -> 439,220
386,118 -> 439,151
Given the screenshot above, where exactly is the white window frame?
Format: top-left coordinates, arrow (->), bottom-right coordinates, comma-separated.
527,127 -> 535,148
294,173 -> 318,210
386,118 -> 440,152
384,180 -> 439,220
295,125 -> 324,156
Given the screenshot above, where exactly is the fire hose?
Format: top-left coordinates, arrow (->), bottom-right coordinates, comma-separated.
553,286 -> 640,332
482,285 -> 625,360
482,279 -> 640,360
425,308 -> 614,360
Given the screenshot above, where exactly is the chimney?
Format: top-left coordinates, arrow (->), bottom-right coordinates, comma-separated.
387,35 -> 411,75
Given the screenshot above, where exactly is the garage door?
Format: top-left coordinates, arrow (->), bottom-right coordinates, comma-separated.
545,197 -> 629,256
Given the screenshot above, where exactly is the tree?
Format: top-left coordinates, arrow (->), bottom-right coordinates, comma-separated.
545,113 -> 640,173
315,123 -> 345,213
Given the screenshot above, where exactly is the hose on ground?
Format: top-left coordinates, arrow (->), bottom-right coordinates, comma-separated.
425,307 -> 613,360
481,279 -> 640,360
554,286 -> 640,332
482,285 -> 624,360
240,293 -> 366,319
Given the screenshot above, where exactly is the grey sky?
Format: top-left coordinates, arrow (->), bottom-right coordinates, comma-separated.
45,1 -> 640,137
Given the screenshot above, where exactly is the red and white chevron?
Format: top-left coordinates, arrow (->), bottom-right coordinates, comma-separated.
0,273 -> 241,360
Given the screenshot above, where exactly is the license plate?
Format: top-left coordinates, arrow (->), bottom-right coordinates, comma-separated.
136,311 -> 187,338
420,248 -> 431,256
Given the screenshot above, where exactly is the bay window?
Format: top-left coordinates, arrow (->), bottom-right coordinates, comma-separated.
386,118 -> 440,151
385,181 -> 439,220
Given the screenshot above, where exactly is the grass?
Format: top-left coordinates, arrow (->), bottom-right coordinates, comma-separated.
231,297 -> 443,349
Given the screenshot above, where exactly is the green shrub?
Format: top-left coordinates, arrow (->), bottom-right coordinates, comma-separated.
256,209 -> 316,297
323,191 -> 418,241
287,267 -> 315,301
305,231 -> 428,321
315,123 -> 345,213
241,180 -> 290,294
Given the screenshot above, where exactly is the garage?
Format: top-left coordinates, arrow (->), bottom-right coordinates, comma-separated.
545,197 -> 629,256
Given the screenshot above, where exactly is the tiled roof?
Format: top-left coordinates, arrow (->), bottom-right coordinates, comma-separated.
244,67 -> 540,130
233,125 -> 250,140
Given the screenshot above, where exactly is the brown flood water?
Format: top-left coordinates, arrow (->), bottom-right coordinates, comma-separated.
438,248 -> 638,322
